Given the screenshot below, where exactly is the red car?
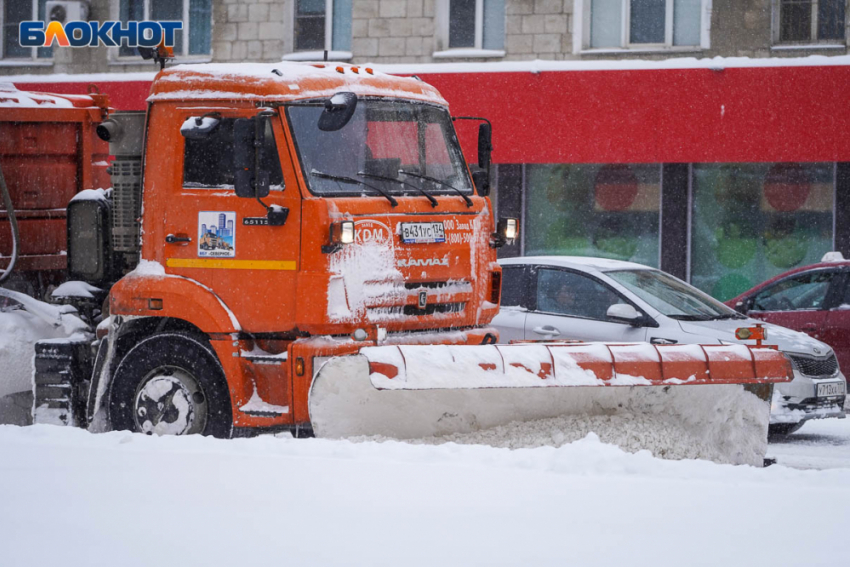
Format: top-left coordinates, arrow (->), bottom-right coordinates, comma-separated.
726,254 -> 850,372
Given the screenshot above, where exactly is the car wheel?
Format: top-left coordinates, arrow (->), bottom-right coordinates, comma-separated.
768,422 -> 804,436
109,333 -> 232,438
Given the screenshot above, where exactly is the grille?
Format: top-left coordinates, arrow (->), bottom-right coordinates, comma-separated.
111,157 -> 142,254
789,354 -> 839,378
403,302 -> 465,316
404,281 -> 450,290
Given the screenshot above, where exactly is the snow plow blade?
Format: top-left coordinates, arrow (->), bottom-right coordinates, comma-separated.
309,343 -> 793,466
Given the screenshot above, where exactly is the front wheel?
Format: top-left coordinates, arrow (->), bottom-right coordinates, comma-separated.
109,333 -> 232,438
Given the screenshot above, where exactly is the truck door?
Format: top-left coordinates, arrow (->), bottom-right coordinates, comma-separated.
162,108 -> 301,332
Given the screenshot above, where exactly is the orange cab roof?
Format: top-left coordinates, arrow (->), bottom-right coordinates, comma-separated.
149,61 -> 447,106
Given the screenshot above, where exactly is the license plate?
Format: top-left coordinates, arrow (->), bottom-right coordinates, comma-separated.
816,382 -> 846,398
400,222 -> 445,244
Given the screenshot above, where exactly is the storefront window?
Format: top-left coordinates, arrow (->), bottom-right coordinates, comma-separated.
690,163 -> 834,301
525,164 -> 661,267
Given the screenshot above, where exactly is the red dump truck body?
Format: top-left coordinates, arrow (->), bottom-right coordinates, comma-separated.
0,85 -> 110,294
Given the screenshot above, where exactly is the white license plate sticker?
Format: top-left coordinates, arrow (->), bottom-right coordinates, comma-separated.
400,222 -> 446,244
816,382 -> 845,398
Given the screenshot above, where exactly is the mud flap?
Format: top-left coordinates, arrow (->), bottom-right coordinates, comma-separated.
309,355 -> 774,466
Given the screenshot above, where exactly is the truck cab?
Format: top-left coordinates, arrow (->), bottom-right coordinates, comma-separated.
54,62 -> 509,437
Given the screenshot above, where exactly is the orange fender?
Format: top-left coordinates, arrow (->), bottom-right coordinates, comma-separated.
110,273 -> 240,334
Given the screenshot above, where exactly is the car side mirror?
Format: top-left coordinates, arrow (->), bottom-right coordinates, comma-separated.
733,300 -> 748,314
607,303 -> 644,326
233,116 -> 270,199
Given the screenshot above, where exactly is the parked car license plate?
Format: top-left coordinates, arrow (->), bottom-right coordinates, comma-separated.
400,222 -> 445,243
816,382 -> 845,397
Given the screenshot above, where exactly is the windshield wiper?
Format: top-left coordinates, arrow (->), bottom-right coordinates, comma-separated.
668,314 -> 714,321
711,313 -> 746,320
311,170 -> 398,207
357,172 -> 438,208
398,170 -> 473,207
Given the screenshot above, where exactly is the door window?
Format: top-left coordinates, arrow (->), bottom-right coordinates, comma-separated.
183,118 -> 284,190
752,270 -> 837,311
536,268 -> 627,321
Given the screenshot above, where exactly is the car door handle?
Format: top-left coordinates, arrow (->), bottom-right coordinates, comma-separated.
532,325 -> 560,336
166,233 -> 192,244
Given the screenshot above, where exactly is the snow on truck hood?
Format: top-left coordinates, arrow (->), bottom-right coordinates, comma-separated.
676,318 -> 833,358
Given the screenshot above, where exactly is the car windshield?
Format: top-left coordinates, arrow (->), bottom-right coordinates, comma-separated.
286,99 -> 473,196
606,269 -> 740,320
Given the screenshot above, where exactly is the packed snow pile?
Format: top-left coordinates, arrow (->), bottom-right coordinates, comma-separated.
0,289 -> 89,425
355,412 -> 740,461
311,355 -> 771,466
1,424 -> 848,567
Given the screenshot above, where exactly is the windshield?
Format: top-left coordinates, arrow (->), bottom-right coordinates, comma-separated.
606,269 -> 740,320
287,100 -> 473,196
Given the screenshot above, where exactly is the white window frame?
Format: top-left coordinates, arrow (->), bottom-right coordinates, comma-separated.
433,0 -> 505,58
573,0 -> 712,54
771,0 -> 848,49
109,0 -> 212,65
0,0 -> 53,65
283,0 -> 352,61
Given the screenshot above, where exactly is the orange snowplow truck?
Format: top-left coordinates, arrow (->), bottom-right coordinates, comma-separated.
28,62 -> 792,465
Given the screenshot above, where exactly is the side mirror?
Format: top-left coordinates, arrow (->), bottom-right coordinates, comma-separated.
233,117 -> 270,199
319,92 -> 358,131
734,300 -> 748,314
478,122 -> 492,170
607,303 -> 644,326
180,115 -> 220,139
474,122 -> 492,196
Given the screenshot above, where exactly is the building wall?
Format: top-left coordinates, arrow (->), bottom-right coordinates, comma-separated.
504,0 -> 573,61
1,0 -> 849,75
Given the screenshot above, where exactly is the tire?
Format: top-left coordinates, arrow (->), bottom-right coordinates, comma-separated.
109,332 -> 232,438
768,421 -> 804,437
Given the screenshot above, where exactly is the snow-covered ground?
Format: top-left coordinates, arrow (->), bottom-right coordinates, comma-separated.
1,420 -> 848,567
768,417 -> 850,470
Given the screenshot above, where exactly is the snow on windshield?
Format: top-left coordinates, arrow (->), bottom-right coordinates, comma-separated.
287,100 -> 472,197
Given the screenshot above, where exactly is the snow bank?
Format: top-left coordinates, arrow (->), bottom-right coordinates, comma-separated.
0,424 -> 848,567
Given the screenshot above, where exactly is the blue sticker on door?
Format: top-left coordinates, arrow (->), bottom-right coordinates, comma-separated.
198,211 -> 236,257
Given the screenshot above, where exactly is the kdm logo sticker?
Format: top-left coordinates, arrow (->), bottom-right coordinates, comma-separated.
198,212 -> 236,258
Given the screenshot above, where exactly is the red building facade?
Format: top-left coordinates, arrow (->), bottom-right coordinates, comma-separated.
14,58 -> 850,299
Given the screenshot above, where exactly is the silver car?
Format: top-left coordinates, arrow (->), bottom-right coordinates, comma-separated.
493,256 -> 847,434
